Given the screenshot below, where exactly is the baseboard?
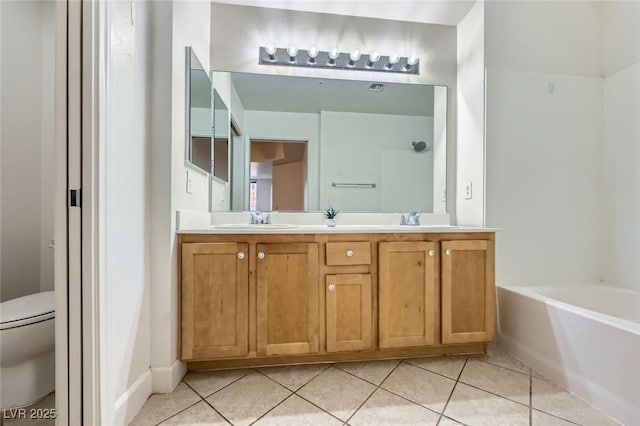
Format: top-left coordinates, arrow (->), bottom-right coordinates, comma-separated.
114,370 -> 152,426
151,359 -> 186,393
498,333 -> 637,426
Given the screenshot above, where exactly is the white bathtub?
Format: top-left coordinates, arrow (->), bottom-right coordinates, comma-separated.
497,284 -> 640,426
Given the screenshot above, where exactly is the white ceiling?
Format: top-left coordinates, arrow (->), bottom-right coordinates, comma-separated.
232,72 -> 436,116
211,0 -> 476,26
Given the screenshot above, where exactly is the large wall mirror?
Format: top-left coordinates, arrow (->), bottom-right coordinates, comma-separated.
223,72 -> 448,214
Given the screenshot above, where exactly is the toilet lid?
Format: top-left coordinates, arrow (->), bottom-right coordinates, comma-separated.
0,291 -> 55,330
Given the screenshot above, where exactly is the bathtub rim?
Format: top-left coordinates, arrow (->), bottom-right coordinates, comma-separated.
496,283 -> 640,336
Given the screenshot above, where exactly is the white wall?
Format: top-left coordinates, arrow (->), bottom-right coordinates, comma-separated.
0,0 -> 55,302
486,1 -> 639,289
230,79 -> 247,210
486,69 -> 603,285
601,2 -> 640,290
456,0 -> 484,226
601,1 -> 640,76
320,111 -> 434,212
148,1 -> 212,405
211,71 -> 231,211
432,86 -> 448,213
485,1 -> 608,286
104,2 -> 152,424
212,3 -> 459,216
485,1 -> 602,77
243,110 -> 320,209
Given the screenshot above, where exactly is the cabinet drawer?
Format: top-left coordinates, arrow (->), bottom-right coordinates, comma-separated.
326,242 -> 371,266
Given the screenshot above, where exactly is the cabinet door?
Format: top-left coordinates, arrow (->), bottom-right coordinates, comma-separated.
256,243 -> 319,356
326,274 -> 372,352
378,241 -> 437,349
441,240 -> 495,344
181,242 -> 248,360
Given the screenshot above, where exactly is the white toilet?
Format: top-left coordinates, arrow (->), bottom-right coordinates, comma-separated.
0,291 -> 55,409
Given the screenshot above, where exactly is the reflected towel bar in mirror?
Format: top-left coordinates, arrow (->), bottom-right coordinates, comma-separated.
332,182 -> 377,189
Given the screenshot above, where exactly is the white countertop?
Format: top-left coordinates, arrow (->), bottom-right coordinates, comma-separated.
176,210 -> 498,234
178,224 -> 498,234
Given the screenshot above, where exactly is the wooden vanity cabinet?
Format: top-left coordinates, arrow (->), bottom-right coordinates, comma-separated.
181,242 -> 249,360
325,274 -> 372,352
256,242 -> 319,356
179,232 -> 495,369
441,240 -> 495,344
378,241 -> 438,349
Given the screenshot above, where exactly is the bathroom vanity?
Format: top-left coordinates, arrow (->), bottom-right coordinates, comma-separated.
178,225 -> 495,370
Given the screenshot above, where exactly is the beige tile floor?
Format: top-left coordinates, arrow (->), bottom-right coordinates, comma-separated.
130,346 -> 621,426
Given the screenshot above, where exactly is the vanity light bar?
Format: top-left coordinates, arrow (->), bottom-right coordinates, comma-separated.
258,46 -> 420,74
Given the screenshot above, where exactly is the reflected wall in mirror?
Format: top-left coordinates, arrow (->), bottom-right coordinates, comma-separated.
186,47 -> 213,173
213,89 -> 229,182
224,72 -> 447,213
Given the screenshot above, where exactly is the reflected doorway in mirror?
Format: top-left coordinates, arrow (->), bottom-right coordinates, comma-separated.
249,140 -> 308,211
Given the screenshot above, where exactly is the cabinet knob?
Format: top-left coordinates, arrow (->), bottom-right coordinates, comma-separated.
328,284 -> 336,291
346,250 -> 354,257
428,249 -> 435,257
258,252 -> 265,259
237,252 -> 245,260
445,249 -> 452,256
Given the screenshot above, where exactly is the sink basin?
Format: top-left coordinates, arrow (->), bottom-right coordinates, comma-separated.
214,224 -> 298,230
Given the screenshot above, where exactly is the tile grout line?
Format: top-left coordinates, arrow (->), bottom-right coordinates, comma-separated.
530,408 -> 584,426
405,357 -> 471,382
437,357 -> 468,425
343,360 -> 404,425
184,369 -> 257,426
288,365 -> 366,424
250,363 -> 338,424
181,379 -> 235,426
452,378 -> 531,409
475,357 -> 531,376
332,360 -> 401,388
530,375 -> 618,426
200,396 -> 236,426
256,362 -> 334,392
367,368 -> 446,419
293,390 -> 350,424
335,359 -> 456,421
151,396 -> 203,426
247,392 -> 296,426
196,368 -> 256,399
423,357 -> 532,410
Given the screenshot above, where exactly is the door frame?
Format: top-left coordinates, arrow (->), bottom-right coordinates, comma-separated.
55,0 -> 102,424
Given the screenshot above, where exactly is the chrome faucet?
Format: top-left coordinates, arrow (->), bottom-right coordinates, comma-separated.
250,210 -> 271,224
400,211 -> 420,226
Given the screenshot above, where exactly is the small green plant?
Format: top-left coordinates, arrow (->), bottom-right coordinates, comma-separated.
323,207 -> 339,219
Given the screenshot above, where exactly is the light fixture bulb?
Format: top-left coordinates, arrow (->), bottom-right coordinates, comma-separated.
265,41 -> 276,56
368,51 -> 381,65
388,53 -> 400,65
349,49 -> 361,62
328,48 -> 340,60
407,54 -> 419,66
307,44 -> 319,59
287,43 -> 298,59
